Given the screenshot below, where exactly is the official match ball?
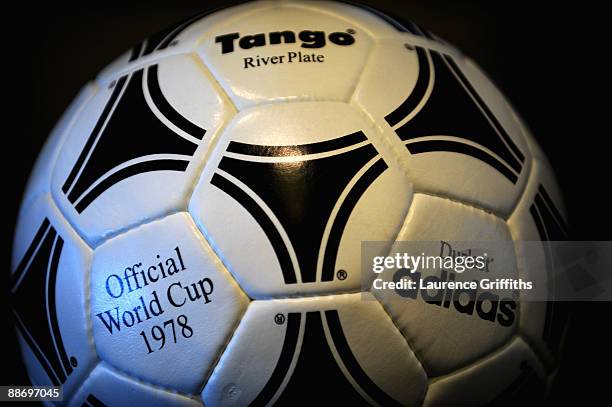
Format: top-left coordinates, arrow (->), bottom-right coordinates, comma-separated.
11,1 -> 568,405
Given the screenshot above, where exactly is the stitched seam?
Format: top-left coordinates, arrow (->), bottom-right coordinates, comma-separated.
372,293 -> 430,406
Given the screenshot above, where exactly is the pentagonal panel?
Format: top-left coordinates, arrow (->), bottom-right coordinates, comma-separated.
354,39 -> 531,217
90,212 -> 248,393
373,193 -> 518,377
189,102 -> 412,298
196,3 -> 373,109
202,294 -> 426,406
11,194 -> 97,400
507,158 -> 569,369
69,363 -> 202,406
51,54 -> 232,244
19,83 -> 96,216
424,337 -> 547,406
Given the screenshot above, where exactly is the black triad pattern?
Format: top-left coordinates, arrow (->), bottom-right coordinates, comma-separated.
11,219 -> 75,386
62,62 -> 206,214
385,46 -> 526,184
211,132 -> 386,284
348,2 -> 518,178
530,185 -> 570,361
82,393 -> 107,407
480,183 -> 568,401
251,311 -> 403,406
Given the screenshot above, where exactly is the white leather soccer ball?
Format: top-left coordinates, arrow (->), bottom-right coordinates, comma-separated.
11,1 -> 567,405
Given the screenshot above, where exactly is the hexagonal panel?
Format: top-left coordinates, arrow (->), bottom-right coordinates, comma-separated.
11,194 -> 97,400
90,212 -> 248,393
202,294 -> 426,406
373,193 -> 519,376
51,54 -> 233,244
353,39 -> 531,217
189,102 -> 412,298
196,2 -> 374,108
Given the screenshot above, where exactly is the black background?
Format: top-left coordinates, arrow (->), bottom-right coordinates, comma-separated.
2,0 -> 609,404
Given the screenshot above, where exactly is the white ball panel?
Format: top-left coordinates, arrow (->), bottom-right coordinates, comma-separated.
354,40 -> 530,217
196,4 -> 373,108
90,212 -> 248,394
374,193 -> 518,376
353,39 -> 421,122
203,294 -> 426,406
334,165 -> 412,290
51,54 -> 232,245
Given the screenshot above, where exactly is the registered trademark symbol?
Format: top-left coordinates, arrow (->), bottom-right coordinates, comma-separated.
70,356 -> 78,368
336,269 -> 348,280
274,313 -> 286,325
222,383 -> 241,402
404,43 -> 415,51
347,28 -> 356,35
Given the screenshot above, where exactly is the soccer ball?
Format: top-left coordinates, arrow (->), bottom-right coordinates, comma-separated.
11,1 -> 568,405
